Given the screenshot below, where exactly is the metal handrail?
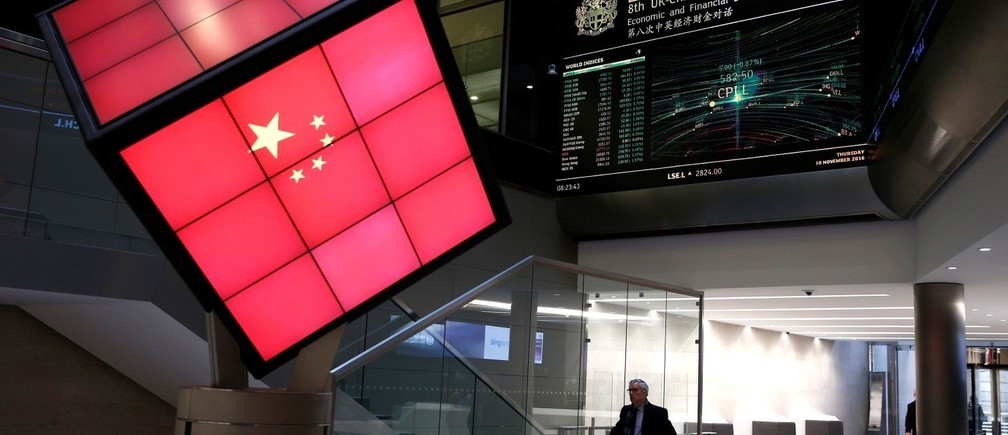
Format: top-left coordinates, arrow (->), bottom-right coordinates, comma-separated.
387,296 -> 545,434
331,255 -> 544,434
330,255 -> 537,378
329,255 -> 701,434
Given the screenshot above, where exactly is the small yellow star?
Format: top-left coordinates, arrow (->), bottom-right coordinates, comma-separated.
312,156 -> 326,170
320,133 -> 335,147
310,115 -> 326,130
290,168 -> 305,183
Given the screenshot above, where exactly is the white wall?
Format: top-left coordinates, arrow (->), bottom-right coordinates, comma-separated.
703,320 -> 869,435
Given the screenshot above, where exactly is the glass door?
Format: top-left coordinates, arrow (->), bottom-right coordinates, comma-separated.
997,368 -> 1008,435
969,366 -> 1008,435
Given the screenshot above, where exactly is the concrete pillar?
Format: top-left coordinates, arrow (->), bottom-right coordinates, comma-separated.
914,282 -> 967,435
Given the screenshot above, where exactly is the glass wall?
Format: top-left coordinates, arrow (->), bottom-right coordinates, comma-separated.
331,257 -> 702,435
0,32 -> 156,253
582,280 -> 701,433
439,1 -> 504,130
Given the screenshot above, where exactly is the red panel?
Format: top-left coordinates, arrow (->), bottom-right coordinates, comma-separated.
286,0 -> 342,17
313,205 -> 420,312
322,0 -> 441,124
121,100 -> 265,229
225,255 -> 343,360
84,36 -> 203,123
52,0 -> 150,42
157,0 -> 242,30
46,0 -> 503,371
180,0 -> 300,68
223,47 -> 355,177
178,184 -> 306,300
396,159 -> 495,264
362,83 -> 469,199
271,133 -> 390,248
66,3 -> 174,80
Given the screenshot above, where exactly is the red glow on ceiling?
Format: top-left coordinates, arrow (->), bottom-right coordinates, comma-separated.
362,84 -> 470,200
180,0 -> 300,68
52,0 -> 149,42
158,0 -> 243,30
83,36 -> 204,123
321,0 -> 441,124
50,0 -> 343,125
269,132 -> 390,249
66,3 -> 175,80
395,158 -> 495,264
177,183 -> 307,300
312,205 -> 421,312
226,254 -> 344,360
122,100 -> 264,230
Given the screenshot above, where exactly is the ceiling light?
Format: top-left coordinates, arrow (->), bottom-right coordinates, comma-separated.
617,294 -> 888,304
947,266 -> 958,270
978,247 -> 992,252
469,95 -> 478,101
526,85 -> 534,89
727,317 -> 914,321
689,306 -> 913,313
705,293 -> 890,301
814,331 -> 914,336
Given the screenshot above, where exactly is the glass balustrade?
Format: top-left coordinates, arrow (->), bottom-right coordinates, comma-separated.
331,256 -> 702,435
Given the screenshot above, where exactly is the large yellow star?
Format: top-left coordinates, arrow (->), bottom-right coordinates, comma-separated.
249,113 -> 294,159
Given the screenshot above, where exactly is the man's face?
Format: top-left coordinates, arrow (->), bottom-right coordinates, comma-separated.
628,382 -> 647,407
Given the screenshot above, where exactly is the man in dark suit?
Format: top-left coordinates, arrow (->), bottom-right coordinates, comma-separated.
904,397 -> 915,435
611,378 -> 677,435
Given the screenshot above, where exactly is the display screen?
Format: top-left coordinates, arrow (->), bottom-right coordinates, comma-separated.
40,0 -> 509,376
398,320 -> 543,364
557,0 -> 871,195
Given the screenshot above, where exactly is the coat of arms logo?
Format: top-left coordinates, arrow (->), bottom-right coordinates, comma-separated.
575,0 -> 618,36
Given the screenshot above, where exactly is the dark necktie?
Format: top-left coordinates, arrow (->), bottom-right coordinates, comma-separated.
625,407 -> 638,435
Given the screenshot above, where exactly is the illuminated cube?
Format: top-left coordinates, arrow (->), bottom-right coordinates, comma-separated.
38,0 -> 509,376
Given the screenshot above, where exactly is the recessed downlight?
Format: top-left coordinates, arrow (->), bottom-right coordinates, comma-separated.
947,266 -> 959,270
979,247 -> 992,252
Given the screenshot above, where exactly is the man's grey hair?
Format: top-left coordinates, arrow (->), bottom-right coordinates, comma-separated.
629,378 -> 649,393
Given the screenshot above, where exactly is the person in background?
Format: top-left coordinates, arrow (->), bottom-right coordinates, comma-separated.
969,398 -> 986,435
904,390 -> 916,435
611,378 -> 677,435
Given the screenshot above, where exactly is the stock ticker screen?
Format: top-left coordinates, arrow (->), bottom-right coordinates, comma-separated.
557,0 -> 873,195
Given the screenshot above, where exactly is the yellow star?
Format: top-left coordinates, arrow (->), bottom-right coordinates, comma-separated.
310,115 -> 326,130
312,156 -> 326,170
249,113 -> 294,159
290,168 -> 305,183
320,133 -> 335,147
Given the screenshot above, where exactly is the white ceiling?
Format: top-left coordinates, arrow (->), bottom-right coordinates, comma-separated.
580,154 -> 1008,345
581,221 -> 1008,344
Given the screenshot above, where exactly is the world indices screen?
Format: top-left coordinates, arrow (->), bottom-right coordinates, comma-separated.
558,0 -> 872,195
